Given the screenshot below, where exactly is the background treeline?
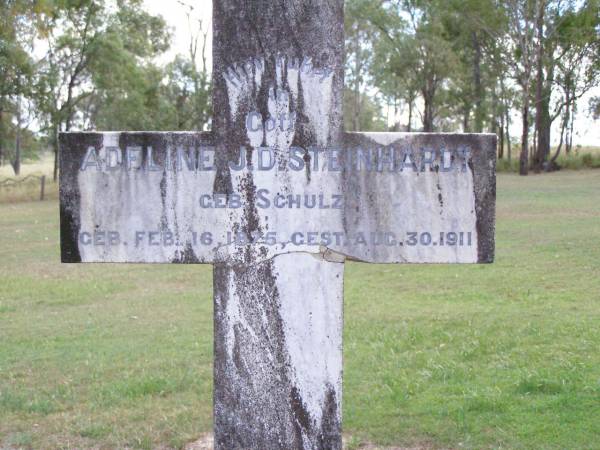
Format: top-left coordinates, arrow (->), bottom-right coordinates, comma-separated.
1,0 -> 599,180
1,0 -> 210,180
345,0 -> 600,175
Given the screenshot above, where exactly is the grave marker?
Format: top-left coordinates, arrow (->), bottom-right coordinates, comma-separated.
59,1 -> 496,448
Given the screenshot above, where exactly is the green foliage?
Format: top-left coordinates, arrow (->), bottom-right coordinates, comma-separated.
342,89 -> 387,132
0,117 -> 43,161
82,0 -> 193,131
160,53 -> 212,132
496,157 -> 521,173
344,0 -> 384,131
560,152 -> 600,170
33,0 -> 211,135
345,0 -> 599,158
34,0 -> 175,135
0,1 -> 36,98
0,0 -> 41,173
347,0 -> 509,132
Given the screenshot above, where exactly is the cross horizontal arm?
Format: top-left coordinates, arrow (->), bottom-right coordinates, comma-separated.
59,131 -> 495,266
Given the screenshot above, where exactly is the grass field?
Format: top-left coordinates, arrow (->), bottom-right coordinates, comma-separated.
1,171 -> 599,449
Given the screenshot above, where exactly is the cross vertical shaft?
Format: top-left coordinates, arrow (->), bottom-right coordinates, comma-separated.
212,1 -> 346,448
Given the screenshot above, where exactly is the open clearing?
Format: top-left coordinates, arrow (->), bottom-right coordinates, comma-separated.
1,171 -> 599,449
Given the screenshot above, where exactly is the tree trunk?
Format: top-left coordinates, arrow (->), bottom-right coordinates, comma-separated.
407,97 -> 413,132
506,114 -> 512,163
538,53 -> 555,170
567,99 -> 575,154
13,129 -> 21,176
392,93 -> 400,132
463,106 -> 471,133
423,97 -> 434,132
53,124 -> 59,182
353,23 -> 361,132
537,100 -> 551,170
0,109 -> 4,167
13,97 -> 22,176
491,84 -> 499,153
499,111 -> 505,159
500,77 -> 512,163
520,90 -> 530,176
472,31 -> 484,133
532,126 -> 537,165
422,81 -> 435,132
559,87 -> 571,160
551,102 -> 568,164
533,0 -> 545,173
11,93 -> 22,176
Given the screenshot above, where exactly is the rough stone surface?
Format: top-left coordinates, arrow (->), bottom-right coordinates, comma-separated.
59,131 -> 496,265
341,132 -> 496,264
212,2 -> 346,448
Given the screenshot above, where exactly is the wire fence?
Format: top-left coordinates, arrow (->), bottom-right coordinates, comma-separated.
0,174 -> 48,201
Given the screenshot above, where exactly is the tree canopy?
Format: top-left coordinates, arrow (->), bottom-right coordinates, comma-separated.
0,0 -> 598,177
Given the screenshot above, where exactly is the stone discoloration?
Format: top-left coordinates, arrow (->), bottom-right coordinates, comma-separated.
469,135 -> 497,263
211,2 -> 344,449
59,132 -> 495,265
340,132 -> 496,264
213,254 -> 343,449
59,132 -> 102,263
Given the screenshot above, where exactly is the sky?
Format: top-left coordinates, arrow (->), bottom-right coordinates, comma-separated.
144,0 -> 213,66
144,0 -> 599,146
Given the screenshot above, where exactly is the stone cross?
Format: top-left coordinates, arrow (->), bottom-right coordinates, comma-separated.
59,1 -> 496,449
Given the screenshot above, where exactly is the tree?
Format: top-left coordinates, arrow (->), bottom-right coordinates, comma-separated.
369,12 -> 420,131
0,0 -> 40,173
81,2 -> 172,130
35,0 -> 170,180
35,0 -> 103,180
357,0 -> 458,132
548,0 -> 600,165
162,1 -> 211,131
345,0 -> 377,131
405,1 -> 458,132
503,0 -> 538,176
443,0 -> 503,133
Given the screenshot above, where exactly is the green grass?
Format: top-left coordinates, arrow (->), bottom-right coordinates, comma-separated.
1,171 -> 600,449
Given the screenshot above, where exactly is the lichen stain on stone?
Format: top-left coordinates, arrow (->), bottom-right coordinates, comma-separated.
215,259 -> 299,447
318,385 -> 342,449
291,385 -> 312,441
214,251 -> 343,449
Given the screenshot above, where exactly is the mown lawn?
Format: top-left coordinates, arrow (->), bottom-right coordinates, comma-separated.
1,171 -> 599,449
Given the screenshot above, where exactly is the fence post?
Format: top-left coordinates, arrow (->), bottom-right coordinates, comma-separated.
40,175 -> 46,201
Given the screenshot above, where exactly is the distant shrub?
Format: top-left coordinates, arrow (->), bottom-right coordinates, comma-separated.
496,150 -> 600,173
559,155 -> 584,170
497,158 -> 520,173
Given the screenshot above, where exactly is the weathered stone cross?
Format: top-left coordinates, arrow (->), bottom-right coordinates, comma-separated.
59,1 -> 495,449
